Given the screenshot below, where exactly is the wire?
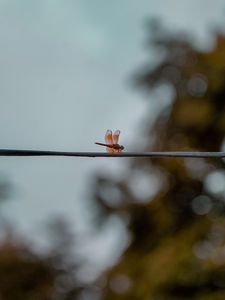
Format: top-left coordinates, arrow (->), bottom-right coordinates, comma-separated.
0,149 -> 225,158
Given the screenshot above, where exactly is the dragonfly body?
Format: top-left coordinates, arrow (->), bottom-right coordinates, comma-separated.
95,130 -> 124,153
95,142 -> 124,151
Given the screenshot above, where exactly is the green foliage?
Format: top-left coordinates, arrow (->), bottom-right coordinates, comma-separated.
0,219 -> 83,300
0,240 -> 54,300
94,24 -> 225,300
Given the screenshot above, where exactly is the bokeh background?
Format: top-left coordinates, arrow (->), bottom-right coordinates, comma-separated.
1,1 -> 225,299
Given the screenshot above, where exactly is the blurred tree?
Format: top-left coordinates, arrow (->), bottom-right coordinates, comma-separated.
0,218 -> 84,300
93,22 -> 225,300
0,164 -> 87,298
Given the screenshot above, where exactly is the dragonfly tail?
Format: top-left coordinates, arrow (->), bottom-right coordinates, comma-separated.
95,142 -> 114,148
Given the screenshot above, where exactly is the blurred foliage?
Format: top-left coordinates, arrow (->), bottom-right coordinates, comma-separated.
0,174 -> 87,300
0,218 -> 84,300
93,23 -> 225,300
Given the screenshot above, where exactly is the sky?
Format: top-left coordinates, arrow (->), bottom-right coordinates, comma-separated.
0,0 -> 225,280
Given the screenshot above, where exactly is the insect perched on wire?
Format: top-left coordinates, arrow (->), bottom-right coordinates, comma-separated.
95,129 -> 125,153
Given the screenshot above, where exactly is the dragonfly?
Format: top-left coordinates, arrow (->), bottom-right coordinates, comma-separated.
95,130 -> 124,153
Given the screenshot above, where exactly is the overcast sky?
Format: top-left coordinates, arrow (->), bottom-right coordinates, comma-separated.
0,0 -> 225,279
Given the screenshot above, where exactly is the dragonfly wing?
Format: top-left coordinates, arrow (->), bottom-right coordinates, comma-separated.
106,147 -> 114,153
105,130 -> 114,152
105,130 -> 113,144
113,130 -> 121,144
106,145 -> 114,153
